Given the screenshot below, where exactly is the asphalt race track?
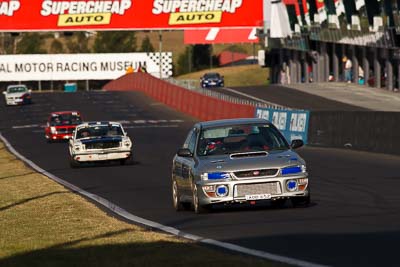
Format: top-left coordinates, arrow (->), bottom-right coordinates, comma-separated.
1,90 -> 400,267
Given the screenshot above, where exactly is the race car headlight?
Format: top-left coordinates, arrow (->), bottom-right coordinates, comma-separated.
50,127 -> 57,134
281,165 -> 306,175
215,185 -> 229,197
73,142 -> 83,151
201,172 -> 231,181
286,179 -> 298,192
122,139 -> 131,148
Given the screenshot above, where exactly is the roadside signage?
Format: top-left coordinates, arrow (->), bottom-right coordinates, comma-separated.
255,107 -> 310,144
0,52 -> 173,81
0,0 -> 263,31
184,27 -> 259,44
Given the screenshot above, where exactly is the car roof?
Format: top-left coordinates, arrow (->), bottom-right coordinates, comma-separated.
76,121 -> 122,127
50,111 -> 80,115
196,118 -> 271,129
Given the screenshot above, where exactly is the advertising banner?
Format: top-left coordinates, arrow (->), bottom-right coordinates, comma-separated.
0,52 -> 173,81
0,0 -> 263,31
184,27 -> 258,44
255,107 -> 310,144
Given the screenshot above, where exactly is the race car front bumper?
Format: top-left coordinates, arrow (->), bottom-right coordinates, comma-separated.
72,150 -> 131,162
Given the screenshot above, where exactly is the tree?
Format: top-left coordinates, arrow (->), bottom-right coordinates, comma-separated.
176,46 -> 192,75
175,44 -> 218,75
140,36 -> 155,52
192,44 -> 211,70
16,33 -> 45,54
225,45 -> 247,54
93,31 -> 137,53
50,39 -> 64,53
66,32 -> 90,53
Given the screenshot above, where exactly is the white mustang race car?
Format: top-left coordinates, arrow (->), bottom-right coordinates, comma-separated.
69,121 -> 132,167
3,84 -> 32,106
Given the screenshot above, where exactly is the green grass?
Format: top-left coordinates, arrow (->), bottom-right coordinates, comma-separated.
176,65 -> 270,87
0,142 -> 289,267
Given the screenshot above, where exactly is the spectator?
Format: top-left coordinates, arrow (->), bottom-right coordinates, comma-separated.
343,56 -> 352,83
279,64 -> 287,84
279,63 -> 290,84
358,66 -> 364,85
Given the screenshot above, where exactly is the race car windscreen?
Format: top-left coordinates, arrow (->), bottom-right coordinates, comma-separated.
204,73 -> 220,79
8,86 -> 28,93
197,124 -> 289,156
50,113 -> 82,126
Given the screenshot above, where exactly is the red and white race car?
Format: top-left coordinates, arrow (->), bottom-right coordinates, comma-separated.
3,84 -> 32,106
45,111 -> 82,142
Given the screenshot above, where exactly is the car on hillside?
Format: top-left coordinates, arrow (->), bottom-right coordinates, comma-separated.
69,121 -> 132,168
2,84 -> 32,106
200,72 -> 224,88
45,111 -> 82,142
171,118 -> 310,213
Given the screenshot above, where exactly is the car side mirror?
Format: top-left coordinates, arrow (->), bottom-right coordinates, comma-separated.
28,89 -> 32,93
291,139 -> 304,149
177,148 -> 193,157
2,91 -> 6,95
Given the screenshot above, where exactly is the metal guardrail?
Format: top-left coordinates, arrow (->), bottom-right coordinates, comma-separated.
165,78 -> 291,110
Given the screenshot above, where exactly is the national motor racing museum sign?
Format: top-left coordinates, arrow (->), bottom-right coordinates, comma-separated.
0,52 -> 173,80
0,0 -> 263,31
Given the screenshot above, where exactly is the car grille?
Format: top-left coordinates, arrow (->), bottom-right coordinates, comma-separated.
57,127 -> 74,134
85,142 -> 120,149
235,182 -> 281,197
234,169 -> 278,178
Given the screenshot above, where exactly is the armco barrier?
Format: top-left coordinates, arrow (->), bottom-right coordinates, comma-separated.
308,111 -> 400,155
103,73 -> 255,120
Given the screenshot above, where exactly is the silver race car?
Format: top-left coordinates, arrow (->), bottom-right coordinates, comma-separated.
69,121 -> 132,167
172,118 -> 310,213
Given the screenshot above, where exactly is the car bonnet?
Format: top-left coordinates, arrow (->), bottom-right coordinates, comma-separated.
197,150 -> 304,173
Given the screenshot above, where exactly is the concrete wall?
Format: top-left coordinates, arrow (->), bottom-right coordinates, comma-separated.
308,111 -> 400,155
103,73 -> 255,121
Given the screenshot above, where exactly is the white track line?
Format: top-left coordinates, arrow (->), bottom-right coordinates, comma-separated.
0,133 -> 329,267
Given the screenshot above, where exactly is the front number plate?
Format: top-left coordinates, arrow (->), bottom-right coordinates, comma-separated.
98,154 -> 107,160
245,194 -> 272,200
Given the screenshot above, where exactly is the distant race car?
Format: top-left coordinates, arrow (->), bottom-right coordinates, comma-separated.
69,121 -> 132,167
172,118 -> 310,213
2,84 -> 32,106
45,111 -> 82,142
200,72 -> 224,88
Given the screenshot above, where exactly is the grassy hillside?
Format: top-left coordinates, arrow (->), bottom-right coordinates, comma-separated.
176,64 -> 270,87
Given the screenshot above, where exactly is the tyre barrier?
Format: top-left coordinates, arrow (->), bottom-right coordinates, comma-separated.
103,73 -> 255,121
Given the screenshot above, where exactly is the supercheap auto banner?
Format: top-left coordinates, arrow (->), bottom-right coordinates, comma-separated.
0,0 -> 263,31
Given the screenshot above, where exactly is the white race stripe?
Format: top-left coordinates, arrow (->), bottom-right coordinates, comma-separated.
206,28 -> 220,41
0,133 -> 329,267
248,27 -> 258,40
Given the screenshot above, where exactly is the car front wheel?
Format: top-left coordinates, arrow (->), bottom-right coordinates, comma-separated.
172,180 -> 185,211
192,185 -> 208,214
69,156 -> 80,168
